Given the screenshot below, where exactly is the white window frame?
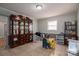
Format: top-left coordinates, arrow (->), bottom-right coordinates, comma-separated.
48,20 -> 57,30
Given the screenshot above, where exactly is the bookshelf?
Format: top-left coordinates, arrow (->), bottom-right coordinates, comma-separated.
64,20 -> 77,45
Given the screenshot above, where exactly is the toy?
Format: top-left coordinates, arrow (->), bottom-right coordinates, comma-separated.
42,38 -> 50,49
47,38 -> 56,49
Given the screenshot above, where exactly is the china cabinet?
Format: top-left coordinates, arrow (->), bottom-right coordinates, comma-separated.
8,15 -> 33,48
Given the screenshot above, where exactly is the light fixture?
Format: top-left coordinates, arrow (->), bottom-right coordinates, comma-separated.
36,5 -> 42,10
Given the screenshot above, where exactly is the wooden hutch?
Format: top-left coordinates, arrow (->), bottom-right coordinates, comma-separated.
8,14 -> 33,48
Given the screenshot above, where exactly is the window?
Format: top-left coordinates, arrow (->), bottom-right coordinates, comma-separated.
48,20 -> 57,30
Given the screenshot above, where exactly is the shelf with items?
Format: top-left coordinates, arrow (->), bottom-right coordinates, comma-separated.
64,21 -> 77,45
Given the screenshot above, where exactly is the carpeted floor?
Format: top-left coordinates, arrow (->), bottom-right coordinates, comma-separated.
0,41 -> 67,56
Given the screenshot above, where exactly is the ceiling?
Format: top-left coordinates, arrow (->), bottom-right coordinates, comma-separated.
0,3 -> 78,19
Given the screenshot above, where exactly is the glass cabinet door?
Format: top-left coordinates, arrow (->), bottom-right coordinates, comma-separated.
25,27 -> 28,34
9,21 -> 12,34
29,23 -> 33,33
20,21 -> 24,34
13,21 -> 18,35
25,22 -> 28,34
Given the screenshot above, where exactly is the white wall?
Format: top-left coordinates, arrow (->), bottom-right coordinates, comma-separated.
0,15 -> 9,48
32,19 -> 38,40
77,6 -> 79,37
0,15 -> 8,38
32,19 -> 38,33
38,12 -> 77,34
0,22 -> 6,38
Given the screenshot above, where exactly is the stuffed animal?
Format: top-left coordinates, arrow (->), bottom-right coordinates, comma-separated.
48,38 -> 56,49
